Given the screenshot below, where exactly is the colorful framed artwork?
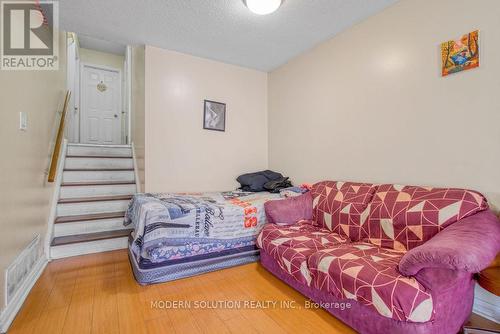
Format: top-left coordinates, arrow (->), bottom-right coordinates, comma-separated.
203,100 -> 226,132
441,30 -> 479,77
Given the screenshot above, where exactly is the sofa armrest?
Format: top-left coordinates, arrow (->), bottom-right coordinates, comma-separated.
399,210 -> 500,276
264,192 -> 313,225
413,268 -> 471,292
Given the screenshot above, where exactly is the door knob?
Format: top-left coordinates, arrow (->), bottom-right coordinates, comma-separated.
114,114 -> 118,118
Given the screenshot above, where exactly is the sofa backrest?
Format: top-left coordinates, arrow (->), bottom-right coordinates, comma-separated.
364,184 -> 488,251
311,181 -> 377,241
310,181 -> 489,251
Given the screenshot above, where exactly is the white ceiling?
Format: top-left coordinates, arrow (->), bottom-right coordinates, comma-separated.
60,0 -> 399,72
78,35 -> 126,56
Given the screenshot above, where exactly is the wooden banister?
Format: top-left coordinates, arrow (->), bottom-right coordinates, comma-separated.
48,91 -> 71,182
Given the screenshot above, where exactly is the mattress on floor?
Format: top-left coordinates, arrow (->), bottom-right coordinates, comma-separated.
128,239 -> 260,284
125,190 -> 279,284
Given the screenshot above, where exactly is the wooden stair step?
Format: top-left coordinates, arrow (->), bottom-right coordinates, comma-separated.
64,168 -> 134,171
61,181 -> 136,187
58,194 -> 133,204
55,211 -> 126,224
51,229 -> 133,247
66,155 -> 132,159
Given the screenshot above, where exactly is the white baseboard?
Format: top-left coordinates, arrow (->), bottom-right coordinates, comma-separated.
0,257 -> 47,333
473,284 -> 500,323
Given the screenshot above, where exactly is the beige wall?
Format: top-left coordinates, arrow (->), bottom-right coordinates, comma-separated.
79,47 -> 124,71
268,0 -> 500,210
131,46 -> 146,190
144,46 -> 268,192
0,32 -> 67,311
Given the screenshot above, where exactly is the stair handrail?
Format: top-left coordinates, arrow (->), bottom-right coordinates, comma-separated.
48,90 -> 71,182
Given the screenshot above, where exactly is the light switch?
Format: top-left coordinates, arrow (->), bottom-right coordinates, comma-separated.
19,112 -> 27,131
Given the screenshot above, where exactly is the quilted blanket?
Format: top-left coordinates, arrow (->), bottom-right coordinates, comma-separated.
125,191 -> 279,262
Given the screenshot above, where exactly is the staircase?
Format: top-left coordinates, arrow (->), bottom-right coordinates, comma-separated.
50,143 -> 137,259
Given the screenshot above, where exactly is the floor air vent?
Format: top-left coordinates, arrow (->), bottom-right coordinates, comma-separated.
5,235 -> 43,305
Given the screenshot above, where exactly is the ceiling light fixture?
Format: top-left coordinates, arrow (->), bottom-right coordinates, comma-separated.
245,0 -> 282,15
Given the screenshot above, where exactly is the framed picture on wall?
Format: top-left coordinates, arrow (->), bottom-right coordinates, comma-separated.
441,30 -> 479,77
203,100 -> 226,132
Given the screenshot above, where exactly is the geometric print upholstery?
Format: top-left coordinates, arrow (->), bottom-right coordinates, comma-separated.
308,242 -> 434,322
257,220 -> 349,253
259,181 -> 489,323
266,245 -> 316,286
364,184 -> 488,251
311,181 -> 377,241
256,220 -> 349,286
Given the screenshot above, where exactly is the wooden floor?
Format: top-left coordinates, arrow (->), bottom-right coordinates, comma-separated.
8,250 -> 355,334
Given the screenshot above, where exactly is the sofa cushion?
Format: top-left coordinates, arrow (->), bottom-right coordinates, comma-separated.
256,220 -> 349,285
257,220 -> 349,254
365,184 -> 488,251
263,245 -> 317,286
311,181 -> 377,241
308,242 -> 434,323
264,192 -> 313,225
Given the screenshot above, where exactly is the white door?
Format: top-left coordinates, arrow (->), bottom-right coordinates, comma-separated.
81,64 -> 122,145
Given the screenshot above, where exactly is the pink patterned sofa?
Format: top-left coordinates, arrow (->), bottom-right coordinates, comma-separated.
257,181 -> 500,334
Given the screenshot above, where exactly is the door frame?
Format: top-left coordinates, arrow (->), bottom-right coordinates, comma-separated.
79,62 -> 123,145
125,46 -> 132,145
65,34 -> 80,143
